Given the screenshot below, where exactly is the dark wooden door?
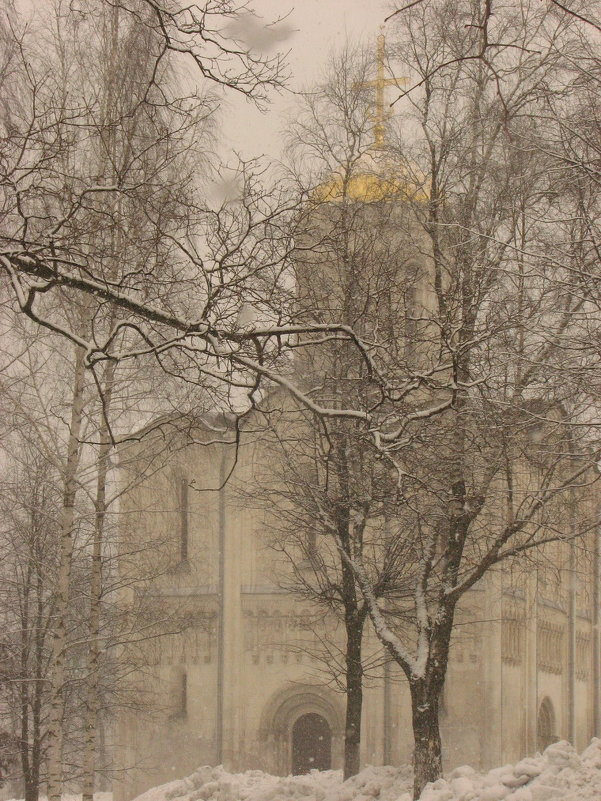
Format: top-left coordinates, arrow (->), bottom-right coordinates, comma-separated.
291,713 -> 332,774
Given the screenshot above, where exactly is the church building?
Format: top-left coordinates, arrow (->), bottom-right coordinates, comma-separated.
113,35 -> 601,801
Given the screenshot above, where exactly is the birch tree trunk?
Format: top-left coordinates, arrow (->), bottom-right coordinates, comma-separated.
82,361 -> 115,801
29,559 -> 45,801
20,557 -> 33,801
16,486 -> 49,801
46,345 -> 87,801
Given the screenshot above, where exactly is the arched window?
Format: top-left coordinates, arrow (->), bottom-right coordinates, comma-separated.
291,713 -> 331,774
537,697 -> 556,752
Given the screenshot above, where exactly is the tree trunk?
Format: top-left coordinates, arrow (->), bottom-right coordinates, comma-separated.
343,622 -> 364,779
82,10 -> 120,791
24,777 -> 37,801
28,678 -> 42,801
410,680 -> 443,800
20,564 -> 32,801
30,542 -> 45,801
82,362 -> 115,801
21,682 -> 34,801
46,345 -> 87,801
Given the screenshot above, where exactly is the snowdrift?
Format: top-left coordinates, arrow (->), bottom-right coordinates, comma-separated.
420,739 -> 601,801
132,739 -> 601,801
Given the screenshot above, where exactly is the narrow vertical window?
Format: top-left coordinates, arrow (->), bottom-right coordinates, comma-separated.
179,670 -> 188,719
171,667 -> 188,719
179,476 -> 189,562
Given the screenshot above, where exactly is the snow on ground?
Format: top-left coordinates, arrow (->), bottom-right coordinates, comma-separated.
132,765 -> 412,801
421,740 -> 601,800
132,740 -> 601,801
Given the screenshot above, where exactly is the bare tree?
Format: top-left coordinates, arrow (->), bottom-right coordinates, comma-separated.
2,2 -> 601,798
239,401 -> 413,779
0,2 -> 230,797
234,47 -> 424,777
0,0 -> 376,434
0,444 -> 60,801
275,4 -> 601,796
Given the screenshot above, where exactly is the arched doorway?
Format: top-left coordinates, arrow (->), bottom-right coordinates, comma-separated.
537,697 -> 556,752
291,712 -> 332,774
259,685 -> 343,775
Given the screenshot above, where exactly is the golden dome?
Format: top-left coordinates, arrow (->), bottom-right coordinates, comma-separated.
311,151 -> 429,204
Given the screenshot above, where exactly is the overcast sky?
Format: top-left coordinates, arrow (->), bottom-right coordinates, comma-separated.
219,0 -> 388,160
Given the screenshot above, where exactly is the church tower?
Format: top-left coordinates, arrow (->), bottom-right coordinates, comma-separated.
293,32 -> 431,400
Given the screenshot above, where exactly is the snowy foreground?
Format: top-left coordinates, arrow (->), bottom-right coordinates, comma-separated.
133,740 -> 601,801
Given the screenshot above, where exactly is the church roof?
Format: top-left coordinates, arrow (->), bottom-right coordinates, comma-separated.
311,150 -> 429,204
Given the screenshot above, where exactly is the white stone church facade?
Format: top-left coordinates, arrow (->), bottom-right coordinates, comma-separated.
114,424 -> 601,801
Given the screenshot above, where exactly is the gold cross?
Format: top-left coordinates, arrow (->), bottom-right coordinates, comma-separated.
354,32 -> 408,149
